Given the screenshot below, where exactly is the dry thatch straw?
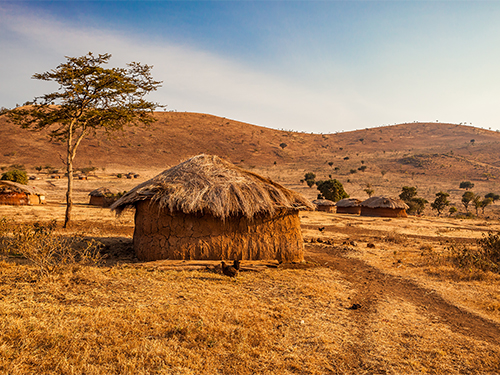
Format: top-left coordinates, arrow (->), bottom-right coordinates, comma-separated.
336,198 -> 362,208
111,154 -> 314,219
0,180 -> 46,205
88,187 -> 117,197
312,199 -> 336,207
360,196 -> 409,210
0,180 -> 45,196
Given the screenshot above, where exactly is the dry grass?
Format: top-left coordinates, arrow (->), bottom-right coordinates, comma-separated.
0,264 -> 361,375
1,261 -> 499,375
0,207 -> 500,373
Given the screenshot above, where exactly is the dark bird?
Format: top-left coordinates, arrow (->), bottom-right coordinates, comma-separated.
221,261 -> 239,277
233,259 -> 241,271
318,227 -> 325,232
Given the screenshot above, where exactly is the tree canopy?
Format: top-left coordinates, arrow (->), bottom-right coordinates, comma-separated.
431,191 -> 450,216
5,52 -> 163,227
316,179 -> 349,202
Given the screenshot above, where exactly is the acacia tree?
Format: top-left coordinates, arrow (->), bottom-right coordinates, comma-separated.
431,191 -> 450,216
5,53 -> 163,227
461,191 -> 475,212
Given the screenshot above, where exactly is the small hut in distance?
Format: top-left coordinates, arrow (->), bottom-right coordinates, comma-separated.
312,199 -> 336,213
336,198 -> 362,215
111,154 -> 314,262
0,180 -> 46,205
360,196 -> 409,218
89,187 -> 121,208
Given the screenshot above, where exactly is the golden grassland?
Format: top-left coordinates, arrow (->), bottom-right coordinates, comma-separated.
1,204 -> 500,374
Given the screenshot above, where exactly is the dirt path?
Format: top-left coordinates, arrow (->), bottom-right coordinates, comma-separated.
304,244 -> 500,347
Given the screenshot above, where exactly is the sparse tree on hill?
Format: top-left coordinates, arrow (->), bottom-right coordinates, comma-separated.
279,142 -> 287,149
481,197 -> 493,215
472,195 -> 482,216
485,192 -> 500,202
462,191 -> 475,212
303,172 -> 316,188
410,197 -> 428,215
399,186 -> 427,215
4,52 -> 163,227
399,186 -> 417,202
431,191 -> 450,216
459,181 -> 474,190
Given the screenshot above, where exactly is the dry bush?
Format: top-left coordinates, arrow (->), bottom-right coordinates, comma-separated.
0,218 -> 103,277
448,232 -> 500,273
384,231 -> 408,244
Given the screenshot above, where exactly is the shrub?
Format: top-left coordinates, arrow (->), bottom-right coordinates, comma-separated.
408,197 -> 428,215
485,192 -> 500,202
316,179 -> 349,202
304,172 -> 316,188
0,219 -> 103,277
1,169 -> 28,185
304,172 -> 316,181
306,179 -> 316,188
448,232 -> 500,273
459,181 -> 474,190
9,164 -> 25,171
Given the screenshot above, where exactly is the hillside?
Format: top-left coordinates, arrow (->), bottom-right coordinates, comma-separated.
2,112 -> 500,211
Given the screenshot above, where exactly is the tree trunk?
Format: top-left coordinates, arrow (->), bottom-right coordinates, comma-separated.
64,154 -> 73,228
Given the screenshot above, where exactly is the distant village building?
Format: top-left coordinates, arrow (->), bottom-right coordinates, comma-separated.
360,196 -> 409,218
312,199 -> 336,213
335,198 -> 362,215
0,180 -> 46,205
89,187 -> 120,208
111,154 -> 313,262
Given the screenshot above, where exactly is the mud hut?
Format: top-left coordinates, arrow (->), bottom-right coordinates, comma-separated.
0,180 -> 46,205
312,199 -> 336,213
89,187 -> 120,207
111,154 -> 314,262
360,196 -> 409,218
336,198 -> 362,214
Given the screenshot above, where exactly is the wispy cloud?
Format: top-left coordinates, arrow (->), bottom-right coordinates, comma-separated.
0,4 -> 354,132
2,3 -> 500,132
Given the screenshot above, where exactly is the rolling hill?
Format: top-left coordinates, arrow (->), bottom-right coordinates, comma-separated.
2,112 -> 500,209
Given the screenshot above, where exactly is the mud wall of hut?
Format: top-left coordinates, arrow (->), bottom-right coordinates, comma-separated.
360,207 -> 407,218
316,205 -> 336,213
133,200 -> 305,262
0,192 -> 29,205
336,206 -> 361,215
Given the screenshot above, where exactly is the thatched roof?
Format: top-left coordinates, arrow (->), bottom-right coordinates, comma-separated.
360,196 -> 409,209
0,180 -> 46,196
336,198 -> 362,208
89,187 -> 117,197
312,199 -> 336,206
111,154 -> 314,218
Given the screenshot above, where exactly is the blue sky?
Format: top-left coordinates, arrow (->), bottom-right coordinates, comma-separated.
1,1 -> 500,133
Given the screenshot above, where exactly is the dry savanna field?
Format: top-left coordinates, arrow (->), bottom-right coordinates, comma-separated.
1,113 -> 500,374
